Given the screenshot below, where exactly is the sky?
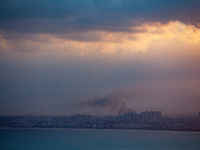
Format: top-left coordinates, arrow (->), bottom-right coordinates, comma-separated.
0,0 -> 200,116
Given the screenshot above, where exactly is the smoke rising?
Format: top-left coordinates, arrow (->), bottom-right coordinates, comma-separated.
77,92 -> 134,114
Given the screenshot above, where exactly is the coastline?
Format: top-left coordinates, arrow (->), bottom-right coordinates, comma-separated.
1,126 -> 200,133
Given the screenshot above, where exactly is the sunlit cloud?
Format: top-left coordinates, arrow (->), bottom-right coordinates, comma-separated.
1,21 -> 200,58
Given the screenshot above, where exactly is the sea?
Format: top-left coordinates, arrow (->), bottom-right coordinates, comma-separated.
0,128 -> 200,150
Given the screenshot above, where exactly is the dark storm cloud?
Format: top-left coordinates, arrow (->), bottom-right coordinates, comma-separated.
76,92 -> 134,114
0,0 -> 200,37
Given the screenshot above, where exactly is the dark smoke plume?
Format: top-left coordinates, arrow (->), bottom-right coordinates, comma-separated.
76,92 -> 134,114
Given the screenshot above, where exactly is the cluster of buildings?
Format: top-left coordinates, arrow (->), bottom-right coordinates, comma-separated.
0,111 -> 200,131
106,111 -> 162,123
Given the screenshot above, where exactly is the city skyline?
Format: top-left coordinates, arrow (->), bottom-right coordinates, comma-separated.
0,0 -> 200,116
1,110 -> 200,132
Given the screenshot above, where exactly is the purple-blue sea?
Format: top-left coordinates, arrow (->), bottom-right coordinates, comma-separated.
0,128 -> 200,150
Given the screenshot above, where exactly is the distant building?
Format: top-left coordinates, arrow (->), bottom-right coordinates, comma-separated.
118,111 -> 162,123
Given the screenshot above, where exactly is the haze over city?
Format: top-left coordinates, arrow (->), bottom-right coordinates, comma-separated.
0,0 -> 200,116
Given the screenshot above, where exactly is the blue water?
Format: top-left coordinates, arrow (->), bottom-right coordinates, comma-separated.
0,128 -> 200,150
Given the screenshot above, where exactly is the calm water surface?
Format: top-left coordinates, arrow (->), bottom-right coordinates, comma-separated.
0,128 -> 200,150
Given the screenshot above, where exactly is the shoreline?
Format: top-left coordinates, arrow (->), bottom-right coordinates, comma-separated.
1,127 -> 200,133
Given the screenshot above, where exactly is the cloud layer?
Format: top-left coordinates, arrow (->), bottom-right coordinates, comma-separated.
0,0 -> 200,116
1,0 -> 200,35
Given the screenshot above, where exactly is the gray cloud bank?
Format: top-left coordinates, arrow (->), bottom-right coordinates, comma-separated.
0,0 -> 200,37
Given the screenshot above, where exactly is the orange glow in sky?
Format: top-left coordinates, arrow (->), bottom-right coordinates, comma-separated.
2,21 -> 199,58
